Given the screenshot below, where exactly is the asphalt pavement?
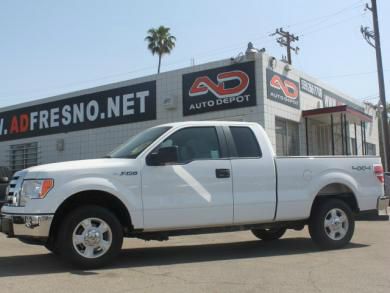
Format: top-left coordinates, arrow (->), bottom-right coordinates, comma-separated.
0,218 -> 389,293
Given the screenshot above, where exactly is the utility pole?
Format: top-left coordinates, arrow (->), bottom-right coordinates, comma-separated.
270,28 -> 299,64
361,0 -> 390,171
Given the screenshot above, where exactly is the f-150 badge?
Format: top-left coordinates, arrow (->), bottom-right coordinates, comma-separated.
114,171 -> 138,176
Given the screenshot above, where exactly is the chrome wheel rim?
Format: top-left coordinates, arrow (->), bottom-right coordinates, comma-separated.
324,208 -> 349,241
72,218 -> 112,259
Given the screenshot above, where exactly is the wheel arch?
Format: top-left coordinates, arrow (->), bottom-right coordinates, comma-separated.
310,182 -> 359,216
48,190 -> 133,242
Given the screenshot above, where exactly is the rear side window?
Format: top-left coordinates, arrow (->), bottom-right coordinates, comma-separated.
229,127 -> 262,158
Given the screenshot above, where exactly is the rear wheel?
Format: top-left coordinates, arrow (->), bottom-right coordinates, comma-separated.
251,228 -> 286,241
57,205 -> 123,269
309,199 -> 354,249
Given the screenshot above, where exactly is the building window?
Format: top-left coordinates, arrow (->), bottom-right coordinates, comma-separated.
365,142 -> 376,155
351,138 -> 357,155
275,117 -> 300,156
9,142 -> 39,172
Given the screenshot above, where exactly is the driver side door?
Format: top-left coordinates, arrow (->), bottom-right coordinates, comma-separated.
141,126 -> 233,230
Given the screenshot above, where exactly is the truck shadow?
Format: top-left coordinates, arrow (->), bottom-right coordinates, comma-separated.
0,238 -> 368,278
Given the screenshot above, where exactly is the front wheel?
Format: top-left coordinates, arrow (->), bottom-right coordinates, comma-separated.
251,228 -> 286,241
309,199 -> 354,249
57,205 -> 123,269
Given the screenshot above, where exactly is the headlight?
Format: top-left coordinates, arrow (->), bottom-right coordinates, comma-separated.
21,179 -> 54,199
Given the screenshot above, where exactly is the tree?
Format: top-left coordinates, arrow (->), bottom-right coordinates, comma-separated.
145,26 -> 176,74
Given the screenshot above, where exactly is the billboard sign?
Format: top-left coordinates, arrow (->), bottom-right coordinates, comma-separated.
300,78 -> 364,112
266,69 -> 300,109
182,61 -> 256,116
0,81 -> 157,142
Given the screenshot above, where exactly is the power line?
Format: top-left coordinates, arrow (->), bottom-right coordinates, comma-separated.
0,1 -> 371,101
363,96 -> 379,101
299,13 -> 365,37
320,69 -> 389,79
282,1 -> 364,29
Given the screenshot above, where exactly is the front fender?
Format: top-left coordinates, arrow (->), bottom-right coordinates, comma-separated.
16,175 -> 143,228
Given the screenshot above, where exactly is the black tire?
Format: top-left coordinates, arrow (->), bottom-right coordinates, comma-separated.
45,242 -> 59,255
309,199 -> 354,250
57,205 -> 123,269
251,228 -> 286,241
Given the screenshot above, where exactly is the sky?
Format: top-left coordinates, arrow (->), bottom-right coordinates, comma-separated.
0,0 -> 389,108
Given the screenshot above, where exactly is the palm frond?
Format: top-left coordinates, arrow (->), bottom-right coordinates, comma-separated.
145,25 -> 176,72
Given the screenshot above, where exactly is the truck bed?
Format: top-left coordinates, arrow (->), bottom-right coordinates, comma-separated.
274,156 -> 383,221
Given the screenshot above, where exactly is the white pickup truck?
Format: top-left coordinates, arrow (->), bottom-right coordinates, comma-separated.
1,121 -> 389,268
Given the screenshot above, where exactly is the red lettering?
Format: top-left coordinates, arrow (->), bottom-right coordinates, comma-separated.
20,114 -> 29,133
189,70 -> 250,98
9,116 -> 19,134
270,75 -> 299,100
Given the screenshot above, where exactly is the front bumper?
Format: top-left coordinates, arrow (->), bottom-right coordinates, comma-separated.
0,214 -> 53,238
377,196 -> 390,216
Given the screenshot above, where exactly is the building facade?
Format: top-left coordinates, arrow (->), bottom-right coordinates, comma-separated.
0,52 -> 379,172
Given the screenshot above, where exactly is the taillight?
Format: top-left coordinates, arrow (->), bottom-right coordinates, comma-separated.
373,164 -> 384,183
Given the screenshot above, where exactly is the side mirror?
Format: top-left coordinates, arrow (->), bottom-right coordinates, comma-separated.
0,177 -> 9,184
147,146 -> 179,166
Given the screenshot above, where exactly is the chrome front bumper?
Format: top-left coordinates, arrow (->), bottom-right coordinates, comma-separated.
0,214 -> 53,238
377,196 -> 390,216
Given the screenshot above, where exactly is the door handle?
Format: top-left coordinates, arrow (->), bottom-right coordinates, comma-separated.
216,168 -> 230,178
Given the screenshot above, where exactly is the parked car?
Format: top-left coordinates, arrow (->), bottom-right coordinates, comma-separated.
0,166 -> 11,208
0,121 -> 388,268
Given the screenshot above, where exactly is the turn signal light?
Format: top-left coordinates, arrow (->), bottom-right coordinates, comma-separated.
40,179 -> 54,198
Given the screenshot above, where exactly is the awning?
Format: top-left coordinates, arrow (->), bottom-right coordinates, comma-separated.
302,105 -> 372,123
302,105 -> 371,156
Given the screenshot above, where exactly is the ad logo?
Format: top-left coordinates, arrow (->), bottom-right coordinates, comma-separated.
183,62 -> 256,116
270,75 -> 299,100
189,70 -> 249,99
266,69 -> 300,109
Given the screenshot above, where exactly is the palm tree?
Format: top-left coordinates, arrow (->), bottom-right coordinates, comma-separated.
145,26 -> 176,74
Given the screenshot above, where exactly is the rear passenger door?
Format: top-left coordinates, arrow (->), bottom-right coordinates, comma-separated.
225,126 -> 277,224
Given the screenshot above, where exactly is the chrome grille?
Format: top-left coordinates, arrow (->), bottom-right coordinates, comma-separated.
6,171 -> 26,206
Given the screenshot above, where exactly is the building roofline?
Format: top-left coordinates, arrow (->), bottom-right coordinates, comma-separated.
0,55 -> 248,112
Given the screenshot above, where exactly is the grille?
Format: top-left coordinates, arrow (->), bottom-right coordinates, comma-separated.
5,171 -> 26,206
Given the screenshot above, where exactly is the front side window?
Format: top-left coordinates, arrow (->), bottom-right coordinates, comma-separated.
158,127 -> 221,163
229,127 -> 261,158
108,126 -> 171,158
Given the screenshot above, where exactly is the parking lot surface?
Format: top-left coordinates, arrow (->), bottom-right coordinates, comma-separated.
0,219 -> 389,293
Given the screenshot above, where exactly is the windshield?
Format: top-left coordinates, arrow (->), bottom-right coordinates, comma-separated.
107,126 -> 171,158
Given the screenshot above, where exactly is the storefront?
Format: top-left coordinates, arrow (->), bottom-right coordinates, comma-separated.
303,105 -> 373,156
0,51 -> 379,172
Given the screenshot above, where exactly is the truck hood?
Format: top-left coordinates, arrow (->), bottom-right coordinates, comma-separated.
24,158 -> 137,178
